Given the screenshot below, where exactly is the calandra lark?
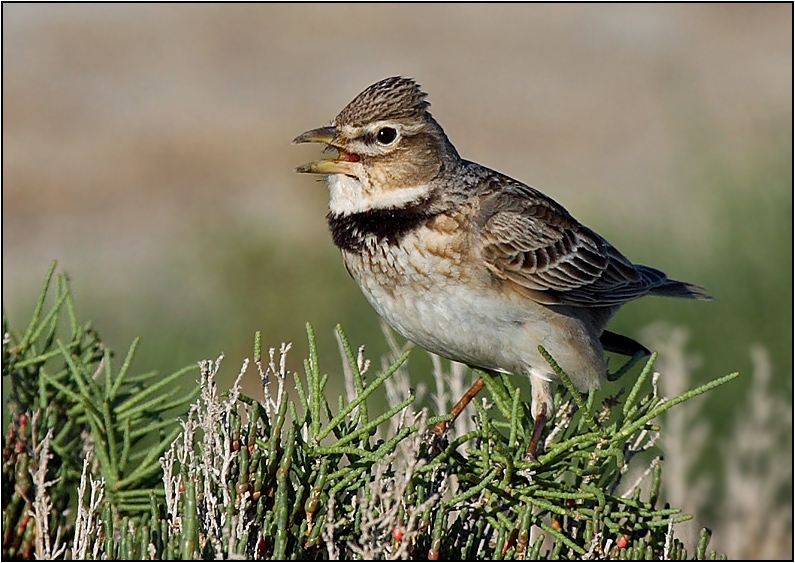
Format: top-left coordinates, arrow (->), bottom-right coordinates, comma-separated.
293,76 -> 710,456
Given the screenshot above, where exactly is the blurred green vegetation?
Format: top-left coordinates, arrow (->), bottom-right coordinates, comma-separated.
603,133 -> 793,523
615,134 -> 792,404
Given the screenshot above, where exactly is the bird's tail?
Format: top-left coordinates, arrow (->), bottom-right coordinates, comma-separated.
638,265 -> 713,301
652,281 -> 713,300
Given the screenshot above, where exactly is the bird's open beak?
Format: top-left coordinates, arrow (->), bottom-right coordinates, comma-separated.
292,126 -> 361,175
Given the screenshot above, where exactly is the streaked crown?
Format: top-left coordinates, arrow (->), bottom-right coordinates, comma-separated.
334,76 -> 430,127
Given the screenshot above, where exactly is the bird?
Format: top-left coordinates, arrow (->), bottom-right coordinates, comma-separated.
292,76 -> 711,457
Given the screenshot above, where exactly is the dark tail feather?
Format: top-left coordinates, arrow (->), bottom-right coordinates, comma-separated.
635,265 -> 713,301
600,330 -> 651,357
651,279 -> 714,301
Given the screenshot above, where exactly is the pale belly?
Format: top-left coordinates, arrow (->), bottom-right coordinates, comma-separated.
341,234 -> 606,388
365,273 -> 535,372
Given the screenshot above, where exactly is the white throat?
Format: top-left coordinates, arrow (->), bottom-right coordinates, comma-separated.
327,174 -> 432,215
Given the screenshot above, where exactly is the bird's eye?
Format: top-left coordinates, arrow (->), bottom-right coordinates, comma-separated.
376,127 -> 398,145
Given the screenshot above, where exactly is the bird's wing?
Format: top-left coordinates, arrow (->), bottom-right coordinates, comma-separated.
476,176 -> 658,307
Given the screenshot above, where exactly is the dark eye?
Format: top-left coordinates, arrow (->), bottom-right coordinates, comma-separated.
376,127 -> 397,145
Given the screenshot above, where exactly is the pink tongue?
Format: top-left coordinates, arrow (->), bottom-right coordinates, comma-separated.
339,150 -> 360,163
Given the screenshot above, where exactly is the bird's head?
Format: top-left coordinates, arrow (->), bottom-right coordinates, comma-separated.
293,77 -> 459,215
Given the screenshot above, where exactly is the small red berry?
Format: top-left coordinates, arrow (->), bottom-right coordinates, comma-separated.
617,535 -> 628,549
392,528 -> 403,542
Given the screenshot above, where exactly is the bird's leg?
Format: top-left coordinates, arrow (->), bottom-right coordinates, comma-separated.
526,404 -> 548,460
432,375 -> 487,437
527,376 -> 554,460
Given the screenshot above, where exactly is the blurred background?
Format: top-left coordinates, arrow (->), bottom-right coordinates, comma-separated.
3,4 -> 791,558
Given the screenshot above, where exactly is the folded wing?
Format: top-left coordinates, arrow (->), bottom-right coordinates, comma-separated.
477,178 -> 699,307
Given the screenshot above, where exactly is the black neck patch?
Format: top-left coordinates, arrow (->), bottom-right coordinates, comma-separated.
327,204 -> 439,253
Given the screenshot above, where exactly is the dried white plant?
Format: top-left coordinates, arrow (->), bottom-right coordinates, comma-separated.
71,452 -> 105,560
326,413 -> 444,560
29,417 -> 67,560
